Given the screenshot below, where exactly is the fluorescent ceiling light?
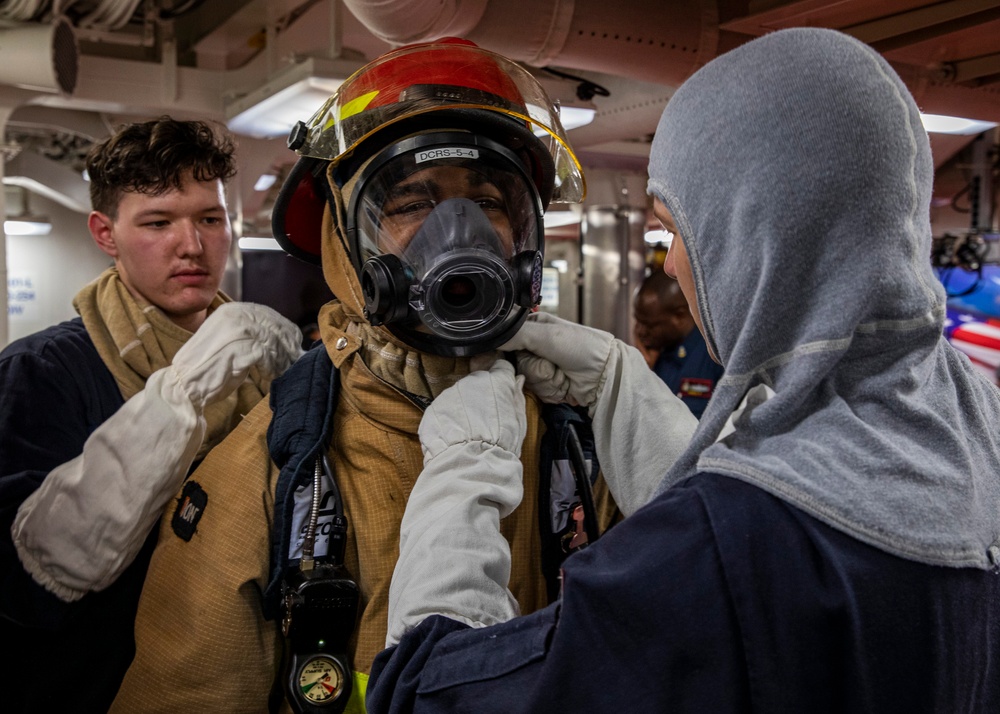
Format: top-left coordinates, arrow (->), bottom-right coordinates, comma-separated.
920,113 -> 998,135
225,56 -> 362,140
5,219 -> 52,235
229,77 -> 343,139
239,236 -> 283,251
543,210 -> 581,228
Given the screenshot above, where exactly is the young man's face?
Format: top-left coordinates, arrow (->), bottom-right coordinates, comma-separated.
88,172 -> 232,332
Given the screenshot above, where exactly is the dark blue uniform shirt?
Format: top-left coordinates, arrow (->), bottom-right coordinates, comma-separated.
652,328 -> 723,418
0,318 -> 156,714
368,474 -> 1000,713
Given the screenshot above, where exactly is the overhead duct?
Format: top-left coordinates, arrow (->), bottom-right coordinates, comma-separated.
0,17 -> 78,95
340,0 -> 491,47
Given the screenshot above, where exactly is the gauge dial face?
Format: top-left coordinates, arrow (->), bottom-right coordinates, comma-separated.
298,656 -> 345,704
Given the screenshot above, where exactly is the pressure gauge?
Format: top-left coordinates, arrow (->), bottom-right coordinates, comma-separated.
298,655 -> 346,705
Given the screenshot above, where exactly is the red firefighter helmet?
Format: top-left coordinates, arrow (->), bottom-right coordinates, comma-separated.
272,37 -> 584,264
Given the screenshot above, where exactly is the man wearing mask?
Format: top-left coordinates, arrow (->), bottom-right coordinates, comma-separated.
0,117 -> 301,713
110,40 -> 696,714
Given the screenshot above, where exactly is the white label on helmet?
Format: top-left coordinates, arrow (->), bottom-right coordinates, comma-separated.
414,147 -> 480,163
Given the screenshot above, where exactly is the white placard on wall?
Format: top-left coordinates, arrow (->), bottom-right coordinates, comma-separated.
7,272 -> 39,321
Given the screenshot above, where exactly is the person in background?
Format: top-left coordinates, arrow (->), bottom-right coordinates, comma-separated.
365,27 -> 1000,712
0,117 -> 301,714
300,321 -> 321,349
634,269 -> 723,418
110,39 -> 692,714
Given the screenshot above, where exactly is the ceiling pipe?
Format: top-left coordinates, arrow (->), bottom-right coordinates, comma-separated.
338,0 -> 490,47
3,149 -> 91,213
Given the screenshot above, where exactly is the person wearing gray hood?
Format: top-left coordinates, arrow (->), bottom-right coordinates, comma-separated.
365,27 -> 1000,713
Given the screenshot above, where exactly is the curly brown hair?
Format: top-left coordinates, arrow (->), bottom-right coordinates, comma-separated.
86,117 -> 237,217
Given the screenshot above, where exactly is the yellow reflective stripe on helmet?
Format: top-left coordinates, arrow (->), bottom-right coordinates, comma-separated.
342,670 -> 368,714
339,91 -> 380,122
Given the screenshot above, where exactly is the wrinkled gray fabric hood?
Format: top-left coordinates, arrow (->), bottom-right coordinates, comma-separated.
647,27 -> 1000,569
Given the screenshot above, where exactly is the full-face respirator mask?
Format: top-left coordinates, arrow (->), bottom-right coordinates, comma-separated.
347,132 -> 544,356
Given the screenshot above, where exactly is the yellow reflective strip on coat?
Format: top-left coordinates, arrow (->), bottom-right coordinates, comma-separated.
344,671 -> 367,714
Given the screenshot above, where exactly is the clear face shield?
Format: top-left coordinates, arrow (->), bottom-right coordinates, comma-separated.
347,132 -> 544,356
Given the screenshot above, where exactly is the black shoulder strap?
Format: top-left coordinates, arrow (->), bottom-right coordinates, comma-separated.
537,403 -> 601,602
262,343 -> 340,620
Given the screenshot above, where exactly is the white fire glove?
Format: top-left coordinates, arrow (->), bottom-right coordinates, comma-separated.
12,302 -> 302,602
501,312 -> 698,515
387,359 -> 526,646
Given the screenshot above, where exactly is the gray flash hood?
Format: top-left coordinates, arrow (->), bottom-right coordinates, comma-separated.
647,27 -> 1000,569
